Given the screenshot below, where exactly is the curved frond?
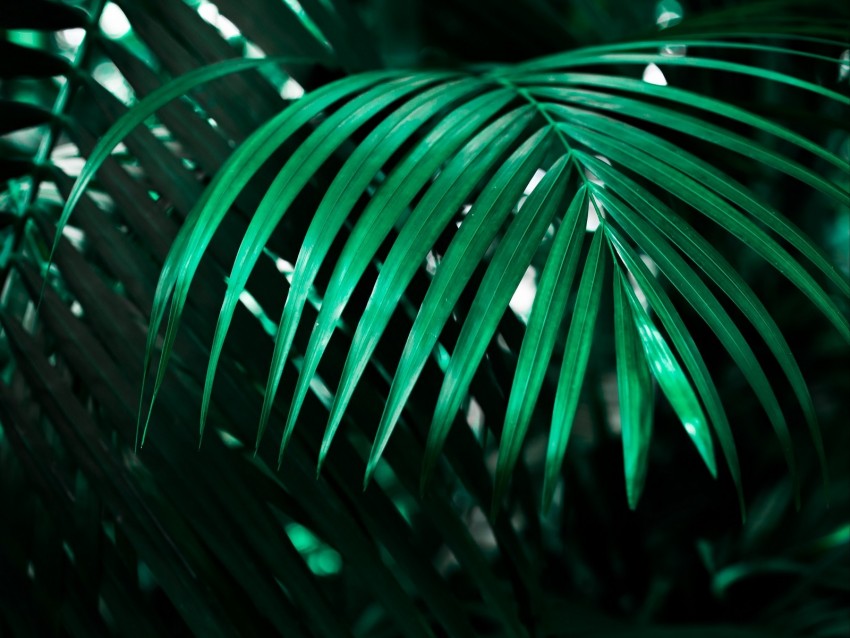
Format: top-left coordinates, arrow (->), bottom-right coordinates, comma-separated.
58,34 -> 850,510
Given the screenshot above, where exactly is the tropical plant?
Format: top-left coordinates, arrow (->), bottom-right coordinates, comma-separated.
1,0 -> 848,636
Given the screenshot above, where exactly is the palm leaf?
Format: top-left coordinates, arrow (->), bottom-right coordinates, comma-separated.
615,262 -> 718,480
611,253 -> 655,511
52,33 -> 849,510
3,1 -> 850,634
492,185 -> 587,515
541,224 -> 608,512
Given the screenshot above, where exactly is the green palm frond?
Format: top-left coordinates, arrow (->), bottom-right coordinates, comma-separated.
55,34 -> 850,515
3,1 -> 850,635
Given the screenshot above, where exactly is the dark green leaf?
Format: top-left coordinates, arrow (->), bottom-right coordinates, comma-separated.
278,90 -> 519,465
614,267 -> 718,480
257,77 -> 486,450
319,106 -> 538,470
492,186 -> 587,516
367,127 -> 554,486
542,226 -> 607,512
422,154 -> 572,492
612,260 -> 655,510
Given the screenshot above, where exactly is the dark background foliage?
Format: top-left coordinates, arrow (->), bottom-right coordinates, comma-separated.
1,0 -> 848,636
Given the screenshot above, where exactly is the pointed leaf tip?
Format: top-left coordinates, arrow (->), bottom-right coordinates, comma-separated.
616,269 -> 717,478
613,264 -> 654,510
